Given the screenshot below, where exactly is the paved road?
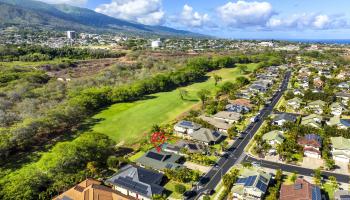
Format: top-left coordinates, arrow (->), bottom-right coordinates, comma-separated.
187,71 -> 291,199
243,156 -> 350,183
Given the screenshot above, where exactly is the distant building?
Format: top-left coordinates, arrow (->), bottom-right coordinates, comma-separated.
151,39 -> 162,49
67,31 -> 76,39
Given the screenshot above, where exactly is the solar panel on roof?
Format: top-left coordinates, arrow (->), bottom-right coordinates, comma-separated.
146,151 -> 164,161
135,182 -> 148,193
213,131 -> 221,137
180,121 -> 193,127
259,176 -> 268,183
312,186 -> 321,200
256,180 -> 268,192
244,176 -> 257,186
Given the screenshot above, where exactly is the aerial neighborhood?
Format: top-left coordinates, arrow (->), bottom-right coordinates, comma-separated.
2,1 -> 350,199
50,56 -> 350,200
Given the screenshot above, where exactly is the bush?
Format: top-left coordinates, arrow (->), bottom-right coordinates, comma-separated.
107,156 -> 120,169
174,184 -> 186,194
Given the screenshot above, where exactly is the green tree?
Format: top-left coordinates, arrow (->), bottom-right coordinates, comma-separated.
179,89 -> 188,100
329,176 -> 338,190
313,168 -> 322,186
213,74 -> 222,86
238,65 -> 248,74
107,156 -> 120,169
197,89 -> 210,108
279,105 -> 287,112
227,126 -> 238,139
290,172 -> 297,183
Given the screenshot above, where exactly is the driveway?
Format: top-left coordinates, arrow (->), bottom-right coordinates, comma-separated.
184,161 -> 211,173
301,157 -> 324,169
334,161 -> 349,175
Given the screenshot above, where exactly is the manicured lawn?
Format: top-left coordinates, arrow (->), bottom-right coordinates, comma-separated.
164,181 -> 192,199
91,64 -> 259,144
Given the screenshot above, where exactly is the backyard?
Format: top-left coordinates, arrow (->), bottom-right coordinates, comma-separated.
91,63 -> 259,144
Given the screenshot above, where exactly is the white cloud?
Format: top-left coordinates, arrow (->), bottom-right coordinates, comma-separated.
95,0 -> 165,26
179,4 -> 210,28
37,0 -> 87,6
217,1 -> 274,27
267,13 -> 347,30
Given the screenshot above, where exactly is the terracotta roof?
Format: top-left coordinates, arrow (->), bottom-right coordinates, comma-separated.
53,178 -> 134,200
280,178 -> 321,200
229,99 -> 253,108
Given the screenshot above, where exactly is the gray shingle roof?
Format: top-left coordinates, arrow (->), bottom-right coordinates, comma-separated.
106,164 -> 164,198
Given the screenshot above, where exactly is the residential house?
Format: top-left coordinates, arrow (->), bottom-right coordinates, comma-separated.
136,148 -> 183,171
272,113 -> 297,126
301,114 -> 323,129
279,178 -> 322,200
236,89 -> 254,99
199,115 -> 231,133
262,130 -> 284,154
330,137 -> 350,163
336,92 -> 350,104
262,130 -> 284,146
53,178 -> 132,200
334,190 -> 350,200
318,69 -> 332,78
287,97 -> 302,110
231,169 -> 271,200
327,117 -> 350,129
162,143 -> 182,155
174,120 -> 201,136
300,81 -> 309,90
336,71 -> 350,80
293,89 -> 304,96
313,78 -> 324,89
330,102 -> 345,116
307,100 -> 326,114
229,99 -> 254,110
226,104 -> 250,113
213,111 -> 242,124
298,134 -> 322,158
190,127 -> 223,145
174,140 -> 207,154
337,82 -> 350,90
249,84 -> 268,93
106,165 -> 164,200
174,120 -> 223,144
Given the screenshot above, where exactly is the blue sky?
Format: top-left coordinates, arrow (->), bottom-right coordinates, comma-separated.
40,0 -> 350,39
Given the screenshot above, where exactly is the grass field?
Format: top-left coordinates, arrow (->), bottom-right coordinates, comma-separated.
91,63 -> 259,144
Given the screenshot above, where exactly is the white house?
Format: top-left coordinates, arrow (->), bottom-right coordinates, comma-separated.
331,137 -> 350,163
151,40 -> 162,49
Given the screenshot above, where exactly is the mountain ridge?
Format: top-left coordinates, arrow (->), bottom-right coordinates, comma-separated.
0,0 -> 204,37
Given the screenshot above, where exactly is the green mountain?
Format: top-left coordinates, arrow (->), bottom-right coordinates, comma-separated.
0,0 -> 201,37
